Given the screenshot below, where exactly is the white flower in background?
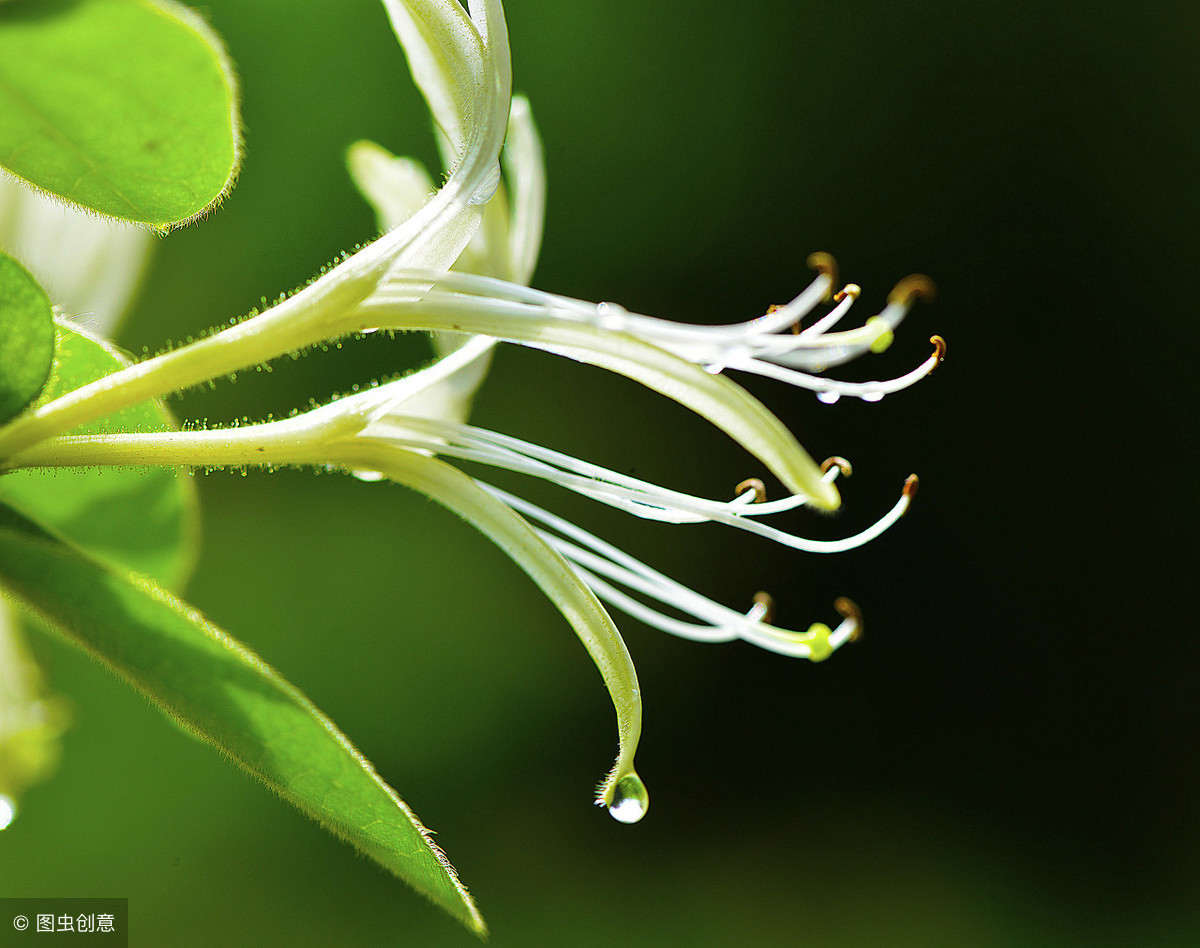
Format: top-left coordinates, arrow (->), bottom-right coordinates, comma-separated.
0,176 -> 151,335
0,171 -> 154,830
0,0 -> 944,822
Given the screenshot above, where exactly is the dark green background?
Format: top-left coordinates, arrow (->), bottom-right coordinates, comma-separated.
4,0 -> 1198,944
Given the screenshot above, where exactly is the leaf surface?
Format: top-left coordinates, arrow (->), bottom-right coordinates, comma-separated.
0,0 -> 240,228
0,498 -> 486,936
0,249 -> 53,424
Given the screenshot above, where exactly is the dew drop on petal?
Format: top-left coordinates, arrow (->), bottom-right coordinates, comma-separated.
596,302 -> 629,331
0,796 -> 16,831
469,161 -> 502,206
862,391 -> 884,403
817,389 -> 841,404
351,469 -> 386,483
607,773 -> 649,824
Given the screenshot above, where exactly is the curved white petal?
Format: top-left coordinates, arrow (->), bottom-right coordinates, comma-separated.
502,96 -> 545,285
330,441 -> 644,811
346,142 -> 436,231
0,175 -> 151,334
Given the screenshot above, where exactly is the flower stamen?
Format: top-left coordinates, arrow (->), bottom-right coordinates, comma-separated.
820,456 -> 853,479
356,413 -> 913,553
489,485 -> 859,661
835,596 -> 864,643
734,477 -> 767,504
746,591 -> 775,624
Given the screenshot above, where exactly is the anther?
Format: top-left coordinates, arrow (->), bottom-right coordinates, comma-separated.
747,591 -> 776,625
887,274 -> 937,306
805,251 -> 839,301
820,456 -> 853,478
833,283 -> 862,303
768,302 -> 804,335
735,477 -> 768,503
834,596 -> 863,642
902,474 -> 919,502
929,334 -> 947,366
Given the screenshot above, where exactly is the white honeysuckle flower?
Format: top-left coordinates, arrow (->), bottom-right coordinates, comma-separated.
0,174 -> 152,334
8,296 -> 927,820
0,0 -> 946,823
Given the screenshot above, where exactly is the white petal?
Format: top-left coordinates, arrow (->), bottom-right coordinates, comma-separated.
502,96 -> 546,285
0,175 -> 151,334
328,441 -> 643,810
381,0 -> 489,169
380,336 -> 498,427
346,141 -> 436,232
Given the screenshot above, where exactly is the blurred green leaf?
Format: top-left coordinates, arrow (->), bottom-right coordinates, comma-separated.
0,250 -> 53,425
0,0 -> 240,228
0,497 -> 487,936
0,321 -> 197,588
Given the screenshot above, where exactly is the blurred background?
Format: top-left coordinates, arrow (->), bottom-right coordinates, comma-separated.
3,0 -> 1199,943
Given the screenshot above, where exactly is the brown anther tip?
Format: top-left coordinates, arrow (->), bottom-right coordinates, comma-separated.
820,456 -> 853,478
887,274 -> 937,306
833,283 -> 862,303
735,477 -> 768,503
902,474 -> 920,502
806,252 -> 839,300
766,302 -> 805,334
834,596 -> 863,642
751,591 -> 776,625
929,334 -> 947,364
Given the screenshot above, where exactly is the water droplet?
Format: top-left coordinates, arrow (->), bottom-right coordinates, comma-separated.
607,773 -> 649,824
469,161 -> 502,205
816,389 -> 841,404
596,301 -> 628,331
352,469 -> 386,483
0,795 -> 16,831
862,391 -> 884,403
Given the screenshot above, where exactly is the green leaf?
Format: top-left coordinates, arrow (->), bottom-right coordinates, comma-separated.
0,321 -> 197,588
0,0 -> 241,229
0,250 -> 53,425
0,498 -> 486,936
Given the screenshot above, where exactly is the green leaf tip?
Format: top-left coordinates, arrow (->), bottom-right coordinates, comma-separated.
0,499 -> 487,935
0,0 -> 243,229
0,250 -> 54,425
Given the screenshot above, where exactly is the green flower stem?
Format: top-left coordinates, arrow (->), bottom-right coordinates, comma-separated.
7,426 -> 644,807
